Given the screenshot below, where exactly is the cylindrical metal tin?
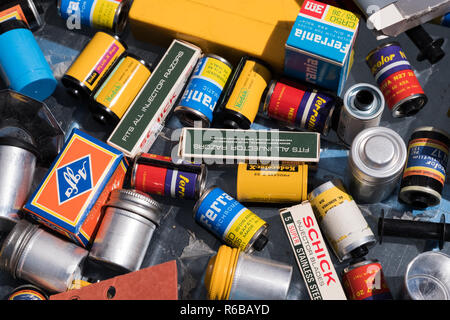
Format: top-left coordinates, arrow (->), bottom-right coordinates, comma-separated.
337,83 -> 385,146
236,162 -> 308,203
6,284 -> 49,300
89,189 -> 163,272
348,126 -> 407,204
261,80 -> 338,135
204,245 -> 293,300
0,19 -> 57,101
193,186 -> 268,253
399,127 -> 449,209
218,56 -> 272,129
0,138 -> 39,232
0,0 -> 44,31
308,180 -> 376,262
57,0 -> 132,35
62,31 -> 127,98
0,220 -> 88,293
174,54 -> 233,127
366,42 -> 427,118
130,153 -> 207,200
342,259 -> 393,300
91,53 -> 152,124
405,251 -> 450,300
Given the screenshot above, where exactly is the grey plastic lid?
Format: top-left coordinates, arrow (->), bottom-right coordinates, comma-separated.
350,126 -> 407,184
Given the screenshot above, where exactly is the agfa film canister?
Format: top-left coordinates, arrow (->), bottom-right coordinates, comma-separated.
260,80 -> 338,135
57,0 -> 133,35
0,19 -> 57,101
366,42 -> 427,118
174,54 -> 233,127
193,186 -> 269,253
62,31 -> 127,98
91,53 -> 152,124
348,126 -> 407,204
218,56 -> 272,129
204,245 -> 293,300
342,259 -> 393,300
130,153 -> 207,200
399,126 -> 449,208
337,83 -> 385,147
236,162 -> 308,203
308,180 -> 376,262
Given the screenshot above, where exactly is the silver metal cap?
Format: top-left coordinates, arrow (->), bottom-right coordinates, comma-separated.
105,189 -> 163,225
350,126 -> 407,184
343,83 -> 384,120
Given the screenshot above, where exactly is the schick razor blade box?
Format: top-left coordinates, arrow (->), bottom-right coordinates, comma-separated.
24,128 -> 128,248
178,127 -> 320,164
284,0 -> 359,95
280,201 -> 347,300
108,39 -> 202,158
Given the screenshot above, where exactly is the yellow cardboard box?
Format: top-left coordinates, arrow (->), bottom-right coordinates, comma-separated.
128,0 -> 304,73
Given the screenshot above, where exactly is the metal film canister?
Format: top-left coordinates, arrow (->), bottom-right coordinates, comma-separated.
308,180 -> 376,262
348,126 -> 407,204
0,137 -> 39,232
0,220 -> 88,293
337,83 -> 385,147
89,189 -> 163,272
204,245 -> 293,300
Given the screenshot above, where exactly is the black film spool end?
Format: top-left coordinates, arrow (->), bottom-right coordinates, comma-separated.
349,245 -> 369,260
252,234 -> 269,251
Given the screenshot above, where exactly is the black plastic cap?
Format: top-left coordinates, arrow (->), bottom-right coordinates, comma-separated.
349,245 -> 369,260
252,234 -> 269,251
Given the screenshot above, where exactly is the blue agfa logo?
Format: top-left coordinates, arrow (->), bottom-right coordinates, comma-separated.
56,155 -> 93,205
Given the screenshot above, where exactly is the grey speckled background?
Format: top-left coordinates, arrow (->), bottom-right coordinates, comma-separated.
0,0 -> 448,300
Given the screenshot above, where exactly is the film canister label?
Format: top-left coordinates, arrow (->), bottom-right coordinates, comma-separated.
195,187 -> 266,251
403,138 -> 448,186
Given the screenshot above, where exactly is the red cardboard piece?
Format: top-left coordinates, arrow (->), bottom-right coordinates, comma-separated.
50,260 -> 178,300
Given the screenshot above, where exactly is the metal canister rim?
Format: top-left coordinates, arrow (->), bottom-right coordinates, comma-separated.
411,126 -> 450,140
343,83 -> 385,120
390,93 -> 428,118
113,0 -> 132,35
192,185 -> 217,219
203,53 -> 234,70
349,126 -> 407,184
342,259 -> 380,275
174,105 -> 211,128
196,164 -> 208,199
243,222 -> 268,254
261,80 -> 277,116
7,284 -> 49,300
104,189 -> 163,226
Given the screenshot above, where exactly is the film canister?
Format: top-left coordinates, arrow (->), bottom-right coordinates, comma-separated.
62,31 -> 127,98
193,186 -> 269,253
260,79 -> 339,135
399,126 -> 449,208
0,0 -> 44,31
90,53 -> 152,124
130,153 -> 207,200
174,54 -> 233,127
204,245 -> 293,300
366,42 -> 427,118
0,19 -> 56,101
337,83 -> 385,147
217,56 -> 272,129
6,284 -> 49,300
57,0 -> 133,35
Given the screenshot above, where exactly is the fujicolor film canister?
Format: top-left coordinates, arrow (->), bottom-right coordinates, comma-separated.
0,0 -> 44,31
399,127 -> 450,208
62,31 -> 127,98
236,162 -> 308,203
193,186 -> 268,253
130,153 -> 207,200
218,56 -> 272,129
91,53 -> 152,124
366,42 -> 427,118
0,20 -> 56,101
261,80 -> 339,135
174,54 -> 233,127
57,0 -> 132,35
